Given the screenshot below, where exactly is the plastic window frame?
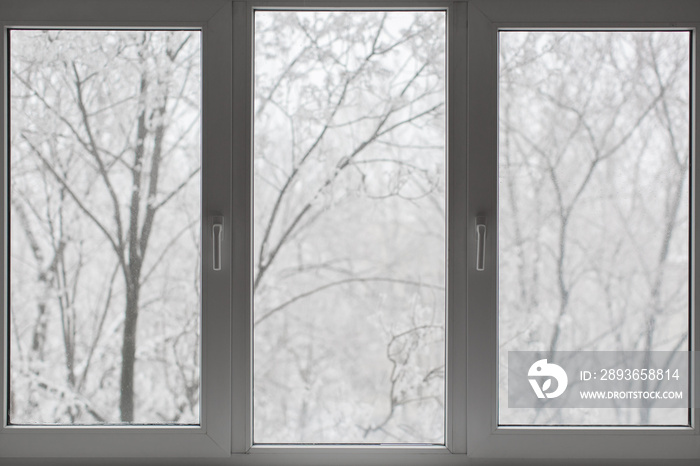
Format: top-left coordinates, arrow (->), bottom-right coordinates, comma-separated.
0,0 -> 233,458
1,0 -> 699,465
235,0 -> 468,459
465,0 -> 700,461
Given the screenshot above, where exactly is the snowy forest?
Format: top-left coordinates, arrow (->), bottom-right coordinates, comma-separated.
499,31 -> 690,426
253,11 -> 446,443
7,12 -> 691,442
10,30 -> 202,424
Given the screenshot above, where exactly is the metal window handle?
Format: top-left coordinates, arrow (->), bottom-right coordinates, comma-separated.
213,216 -> 223,271
476,216 -> 486,271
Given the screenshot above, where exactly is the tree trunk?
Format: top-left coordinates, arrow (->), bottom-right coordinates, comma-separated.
119,283 -> 140,422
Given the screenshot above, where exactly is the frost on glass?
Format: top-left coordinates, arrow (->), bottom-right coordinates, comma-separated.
9,30 -> 201,424
253,12 -> 446,443
498,31 -> 690,425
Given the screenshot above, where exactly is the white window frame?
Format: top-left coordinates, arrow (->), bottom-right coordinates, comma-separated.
0,0 -> 698,465
0,0 -> 233,458
466,0 -> 700,462
234,0 -> 468,459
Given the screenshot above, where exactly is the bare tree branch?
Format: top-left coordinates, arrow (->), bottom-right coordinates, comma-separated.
255,277 -> 444,326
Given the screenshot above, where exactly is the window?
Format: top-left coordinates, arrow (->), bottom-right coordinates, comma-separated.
0,0 -> 232,457
253,10 -> 446,444
465,0 -> 699,460
0,0 -> 699,464
498,30 -> 691,427
10,28 -> 203,426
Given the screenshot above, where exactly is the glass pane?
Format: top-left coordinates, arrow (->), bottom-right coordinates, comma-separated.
253,11 -> 446,443
498,31 -> 691,425
9,30 -> 202,424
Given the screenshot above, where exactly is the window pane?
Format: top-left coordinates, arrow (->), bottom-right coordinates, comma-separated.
498,31 -> 691,425
9,30 -> 202,424
253,11 -> 446,443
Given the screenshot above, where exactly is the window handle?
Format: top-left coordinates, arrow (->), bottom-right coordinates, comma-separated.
476,215 -> 486,271
212,215 -> 223,271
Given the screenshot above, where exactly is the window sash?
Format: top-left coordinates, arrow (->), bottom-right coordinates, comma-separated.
0,0 -> 232,457
465,0 -> 700,460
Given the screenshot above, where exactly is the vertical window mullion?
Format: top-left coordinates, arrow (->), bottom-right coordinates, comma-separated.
446,0 -> 468,454
231,0 -> 253,453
